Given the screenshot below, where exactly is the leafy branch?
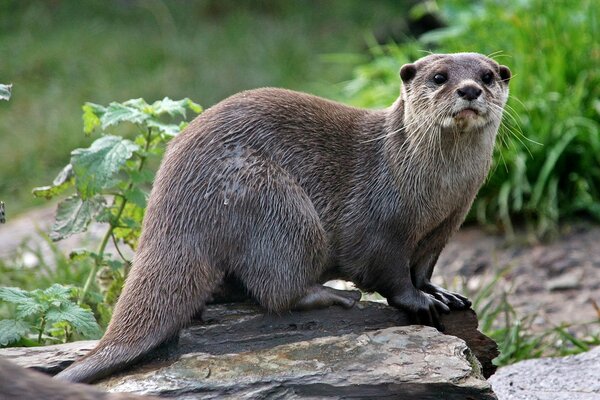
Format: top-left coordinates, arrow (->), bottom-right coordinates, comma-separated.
0,285 -> 101,346
30,97 -> 201,311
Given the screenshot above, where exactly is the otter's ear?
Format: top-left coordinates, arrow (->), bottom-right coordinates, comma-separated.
499,65 -> 511,83
400,63 -> 417,83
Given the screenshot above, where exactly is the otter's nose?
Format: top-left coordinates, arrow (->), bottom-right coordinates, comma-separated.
457,85 -> 482,101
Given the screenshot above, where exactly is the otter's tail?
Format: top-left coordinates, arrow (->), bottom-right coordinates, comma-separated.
54,247 -> 221,383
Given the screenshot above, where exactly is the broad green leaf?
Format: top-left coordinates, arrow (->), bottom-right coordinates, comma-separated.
71,135 -> 139,198
129,169 -> 155,185
151,97 -> 202,118
45,302 -> 101,338
9,288 -> 46,319
15,302 -> 45,319
50,195 -> 105,241
42,284 -> 74,301
123,98 -> 154,115
147,119 -> 181,136
101,102 -> 148,129
82,103 -> 106,134
152,97 -> 187,117
32,164 -> 75,199
0,83 -> 12,101
124,187 -> 147,209
184,98 -> 203,114
0,319 -> 31,346
0,287 -> 29,303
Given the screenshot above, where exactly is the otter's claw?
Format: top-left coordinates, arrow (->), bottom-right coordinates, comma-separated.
387,289 -> 450,331
422,283 -> 471,310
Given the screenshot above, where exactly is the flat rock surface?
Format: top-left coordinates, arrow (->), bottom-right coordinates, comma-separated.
0,302 -> 497,399
489,346 -> 600,400
99,326 -> 494,399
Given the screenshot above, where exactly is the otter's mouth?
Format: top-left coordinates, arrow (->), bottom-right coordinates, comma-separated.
453,108 -> 479,119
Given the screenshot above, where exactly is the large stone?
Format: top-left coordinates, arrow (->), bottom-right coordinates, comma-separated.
489,346 -> 600,400
100,326 -> 494,399
1,302 -> 498,399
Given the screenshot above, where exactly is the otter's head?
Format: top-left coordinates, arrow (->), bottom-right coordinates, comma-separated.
399,53 -> 511,137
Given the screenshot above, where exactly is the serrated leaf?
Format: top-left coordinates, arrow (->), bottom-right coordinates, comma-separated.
152,97 -> 187,117
50,195 -> 106,241
122,98 -> 151,112
16,302 -> 45,319
82,103 -> 105,134
0,319 -> 31,346
101,102 -> 148,129
71,135 -> 139,198
42,284 -> 73,301
0,83 -> 12,101
45,302 -> 101,338
0,287 -> 34,304
147,119 -> 181,136
32,164 -> 75,199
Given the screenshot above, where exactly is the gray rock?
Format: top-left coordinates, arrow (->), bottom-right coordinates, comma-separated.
489,346 -> 600,400
545,270 -> 584,291
100,326 -> 495,399
0,302 -> 498,399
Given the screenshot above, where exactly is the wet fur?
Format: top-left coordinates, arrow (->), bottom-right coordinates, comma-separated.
55,53 -> 510,383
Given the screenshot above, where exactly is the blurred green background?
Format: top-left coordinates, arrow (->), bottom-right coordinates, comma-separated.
1,0 -> 598,236
1,0 -> 417,213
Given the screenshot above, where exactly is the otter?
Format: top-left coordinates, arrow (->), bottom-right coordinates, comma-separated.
56,53 -> 511,383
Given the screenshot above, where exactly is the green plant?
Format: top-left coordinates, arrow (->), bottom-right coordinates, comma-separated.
0,284 -> 101,346
463,269 -> 600,366
28,97 -> 201,322
339,0 -> 600,238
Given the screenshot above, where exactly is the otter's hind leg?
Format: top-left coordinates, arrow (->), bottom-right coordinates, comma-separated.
292,285 -> 362,311
220,155 -> 355,313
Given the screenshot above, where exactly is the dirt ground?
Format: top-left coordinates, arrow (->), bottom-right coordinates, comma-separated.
1,206 -> 599,337
436,224 -> 600,337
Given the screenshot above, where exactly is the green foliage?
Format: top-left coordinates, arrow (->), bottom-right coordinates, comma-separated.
340,0 -> 600,238
29,97 -> 201,309
463,269 -> 600,366
0,284 -> 101,346
0,97 -> 201,347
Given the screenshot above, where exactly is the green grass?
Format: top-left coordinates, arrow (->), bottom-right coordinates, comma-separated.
337,0 -> 600,238
0,0 -> 411,215
465,269 -> 600,366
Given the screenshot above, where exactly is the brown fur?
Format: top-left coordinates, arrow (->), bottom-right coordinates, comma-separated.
0,358 -> 152,399
55,53 -> 510,383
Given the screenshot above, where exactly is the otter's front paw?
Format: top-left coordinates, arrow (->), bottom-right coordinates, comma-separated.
387,288 -> 450,331
422,282 -> 471,310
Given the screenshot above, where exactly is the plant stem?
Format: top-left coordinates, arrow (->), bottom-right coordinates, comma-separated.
78,128 -> 153,304
37,316 -> 46,343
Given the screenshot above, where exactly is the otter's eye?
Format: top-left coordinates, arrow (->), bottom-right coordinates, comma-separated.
482,72 -> 493,85
433,73 -> 447,85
